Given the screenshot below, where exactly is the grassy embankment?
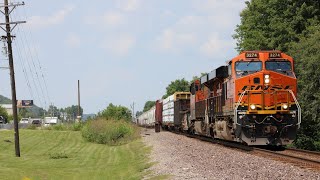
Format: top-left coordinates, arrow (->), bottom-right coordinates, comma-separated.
0,127 -> 152,180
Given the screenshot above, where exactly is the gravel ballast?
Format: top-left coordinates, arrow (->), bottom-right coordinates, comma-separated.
142,128 -> 320,180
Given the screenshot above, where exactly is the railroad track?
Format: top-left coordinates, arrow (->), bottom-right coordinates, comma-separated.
169,130 -> 320,171
253,147 -> 320,171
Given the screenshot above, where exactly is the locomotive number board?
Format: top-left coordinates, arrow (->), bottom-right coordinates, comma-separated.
269,52 -> 281,58
245,52 -> 259,58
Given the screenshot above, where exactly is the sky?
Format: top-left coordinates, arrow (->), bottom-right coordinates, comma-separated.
0,0 -> 247,114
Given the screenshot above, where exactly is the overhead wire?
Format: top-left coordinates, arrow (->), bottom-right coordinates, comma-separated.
9,11 -> 44,110
20,6 -> 51,108
9,5 -> 49,111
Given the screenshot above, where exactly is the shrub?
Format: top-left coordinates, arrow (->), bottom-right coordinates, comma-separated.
71,123 -> 83,131
294,134 -> 320,151
81,119 -> 139,145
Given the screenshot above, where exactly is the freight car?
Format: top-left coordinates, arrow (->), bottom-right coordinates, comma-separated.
136,106 -> 156,128
162,92 -> 190,130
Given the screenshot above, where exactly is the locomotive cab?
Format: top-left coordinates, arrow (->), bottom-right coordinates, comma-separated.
232,51 -> 301,146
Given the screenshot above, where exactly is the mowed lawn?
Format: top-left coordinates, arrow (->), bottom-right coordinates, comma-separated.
0,129 -> 151,180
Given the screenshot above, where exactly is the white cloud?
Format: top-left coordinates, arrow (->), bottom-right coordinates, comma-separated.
84,11 -> 126,27
27,5 -> 75,29
101,35 -> 136,56
103,11 -> 125,26
194,0 -> 246,13
156,29 -> 174,51
117,0 -> 141,12
154,0 -> 246,54
200,34 -> 233,57
65,33 -> 81,48
156,28 -> 197,52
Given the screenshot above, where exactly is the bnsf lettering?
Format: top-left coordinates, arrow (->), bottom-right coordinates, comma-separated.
238,85 -> 293,95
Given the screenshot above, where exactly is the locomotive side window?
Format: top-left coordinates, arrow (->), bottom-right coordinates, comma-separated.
235,61 -> 262,77
266,60 -> 294,77
228,63 -> 232,76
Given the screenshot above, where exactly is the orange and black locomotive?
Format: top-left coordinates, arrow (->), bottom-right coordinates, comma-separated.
186,51 -> 300,146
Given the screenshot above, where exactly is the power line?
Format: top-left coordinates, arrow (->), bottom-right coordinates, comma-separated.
9,9 -> 46,110
19,5 -> 51,110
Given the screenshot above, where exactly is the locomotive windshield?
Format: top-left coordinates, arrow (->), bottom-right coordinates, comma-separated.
235,61 -> 262,77
266,60 -> 294,76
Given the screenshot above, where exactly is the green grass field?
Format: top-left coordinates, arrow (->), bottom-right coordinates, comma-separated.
0,129 -> 151,180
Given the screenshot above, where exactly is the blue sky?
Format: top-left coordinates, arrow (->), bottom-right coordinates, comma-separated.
0,0 -> 246,114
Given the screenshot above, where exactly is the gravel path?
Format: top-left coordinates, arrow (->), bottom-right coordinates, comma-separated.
142,128 -> 320,180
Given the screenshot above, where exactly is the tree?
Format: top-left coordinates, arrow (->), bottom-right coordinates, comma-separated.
64,105 -> 83,120
18,108 -> 31,118
100,103 -> 131,121
163,78 -> 190,99
47,105 -> 63,119
190,73 -> 208,83
0,105 -> 9,121
143,101 -> 156,112
289,29 -> 320,150
136,111 -> 143,117
233,0 -> 320,53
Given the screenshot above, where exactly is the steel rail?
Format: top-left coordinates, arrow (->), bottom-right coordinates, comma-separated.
253,147 -> 320,170
286,148 -> 320,156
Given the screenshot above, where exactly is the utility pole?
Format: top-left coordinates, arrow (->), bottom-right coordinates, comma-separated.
77,80 -> 81,122
130,102 -> 135,123
0,0 -> 25,157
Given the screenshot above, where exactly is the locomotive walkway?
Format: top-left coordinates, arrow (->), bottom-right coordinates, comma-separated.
142,128 -> 320,180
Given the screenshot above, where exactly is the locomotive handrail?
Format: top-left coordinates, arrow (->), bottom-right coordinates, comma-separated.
234,89 -> 301,128
288,90 -> 301,128
234,90 -> 248,126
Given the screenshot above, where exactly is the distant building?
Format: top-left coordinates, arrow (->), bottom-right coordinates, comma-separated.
0,104 -> 13,115
44,117 -> 59,125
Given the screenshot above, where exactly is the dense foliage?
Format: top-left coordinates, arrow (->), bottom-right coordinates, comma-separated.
81,119 -> 138,145
162,78 -> 189,99
290,29 -> 320,150
234,0 -> 320,150
100,103 -> 131,121
234,0 -> 320,52
143,101 -> 156,112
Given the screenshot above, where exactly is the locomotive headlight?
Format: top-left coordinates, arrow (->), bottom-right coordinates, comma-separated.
282,104 -> 288,110
264,74 -> 270,84
250,104 -> 256,110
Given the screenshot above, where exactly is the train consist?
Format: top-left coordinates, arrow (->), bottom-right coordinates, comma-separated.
137,51 -> 301,146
